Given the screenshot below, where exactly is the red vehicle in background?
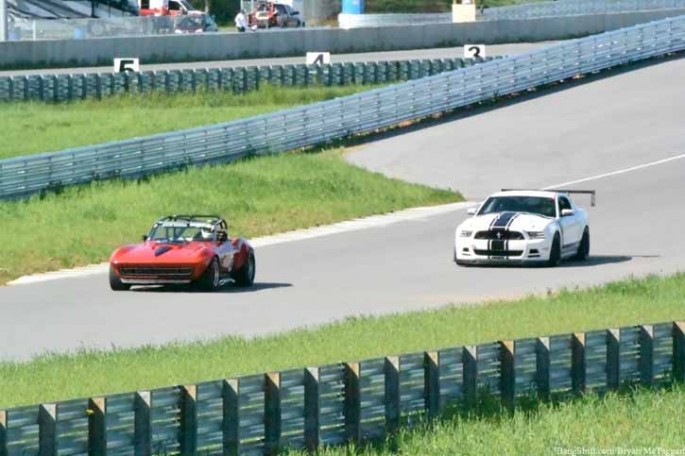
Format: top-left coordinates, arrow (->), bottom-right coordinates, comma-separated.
248,1 -> 304,28
109,215 -> 256,291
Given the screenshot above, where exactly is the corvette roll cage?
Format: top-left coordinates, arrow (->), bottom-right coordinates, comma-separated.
145,215 -> 230,242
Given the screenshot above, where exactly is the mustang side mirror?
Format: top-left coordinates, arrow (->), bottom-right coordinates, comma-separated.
142,234 -> 148,241
561,209 -> 575,217
466,207 -> 476,215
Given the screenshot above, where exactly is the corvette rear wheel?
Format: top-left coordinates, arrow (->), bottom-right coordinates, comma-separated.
198,257 -> 221,291
232,251 -> 256,287
574,227 -> 590,261
109,266 -> 130,291
547,233 -> 562,267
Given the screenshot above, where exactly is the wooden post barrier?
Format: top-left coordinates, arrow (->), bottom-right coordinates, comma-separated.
38,404 -> 56,456
223,379 -> 239,456
674,321 -> 685,383
607,328 -> 620,390
500,341 -> 515,408
639,325 -> 655,386
304,368 -> 320,452
463,346 -> 478,407
134,392 -> 151,456
264,373 -> 281,456
384,357 -> 400,435
87,397 -> 106,456
536,337 -> 551,400
424,352 -> 440,419
180,385 -> 197,456
572,333 -> 586,394
344,362 -> 361,444
0,410 -> 7,456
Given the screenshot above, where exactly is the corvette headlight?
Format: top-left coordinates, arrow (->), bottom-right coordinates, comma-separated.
459,230 -> 473,238
526,231 -> 545,239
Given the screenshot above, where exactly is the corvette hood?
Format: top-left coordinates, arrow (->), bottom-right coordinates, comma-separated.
458,212 -> 553,233
112,242 -> 210,264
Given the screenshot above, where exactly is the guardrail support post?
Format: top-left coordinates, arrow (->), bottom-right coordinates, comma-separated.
180,385 -> 197,456
385,357 -> 400,435
344,362 -> 361,444
223,379 -> 239,456
88,397 -> 106,456
572,333 -> 586,394
607,329 -> 620,390
674,321 -> 685,383
134,391 -> 151,456
536,337 -> 551,401
264,373 -> 281,456
639,325 -> 654,386
38,404 -> 56,456
463,346 -> 478,407
424,351 -> 440,419
0,410 -> 7,456
304,367 -> 320,452
500,341 -> 515,408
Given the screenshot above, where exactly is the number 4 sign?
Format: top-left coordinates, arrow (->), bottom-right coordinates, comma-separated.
463,45 -> 486,59
113,58 -> 140,73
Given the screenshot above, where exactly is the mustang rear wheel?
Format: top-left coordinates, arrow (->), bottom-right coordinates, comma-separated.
574,227 -> 590,261
547,233 -> 562,267
232,251 -> 256,287
198,257 -> 221,291
109,266 -> 130,291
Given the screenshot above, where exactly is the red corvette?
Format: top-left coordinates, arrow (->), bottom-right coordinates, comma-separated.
108,215 -> 256,291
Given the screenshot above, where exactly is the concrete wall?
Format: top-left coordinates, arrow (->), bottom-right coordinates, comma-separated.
1,9 -> 684,69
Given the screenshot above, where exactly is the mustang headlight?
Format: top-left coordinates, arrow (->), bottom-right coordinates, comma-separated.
526,231 -> 545,239
459,230 -> 473,238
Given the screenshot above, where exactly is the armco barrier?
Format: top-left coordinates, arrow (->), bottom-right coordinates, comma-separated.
1,15 -> 684,201
1,321 -> 683,455
0,57 -> 499,103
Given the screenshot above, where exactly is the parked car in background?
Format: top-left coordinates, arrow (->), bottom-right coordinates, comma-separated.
174,13 -> 219,33
248,1 -> 304,28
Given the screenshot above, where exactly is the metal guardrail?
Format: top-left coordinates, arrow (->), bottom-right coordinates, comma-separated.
1,321 -> 683,455
0,57 -> 499,103
337,0 -> 685,28
0,14 -> 684,201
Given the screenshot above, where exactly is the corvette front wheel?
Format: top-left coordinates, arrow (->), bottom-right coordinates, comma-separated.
198,257 -> 221,291
109,266 -> 130,291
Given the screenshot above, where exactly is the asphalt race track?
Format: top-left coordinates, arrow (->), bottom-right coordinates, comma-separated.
1,54 -> 683,361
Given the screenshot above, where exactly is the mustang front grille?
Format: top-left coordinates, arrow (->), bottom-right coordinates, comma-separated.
474,249 -> 523,257
474,230 -> 524,240
119,267 -> 193,278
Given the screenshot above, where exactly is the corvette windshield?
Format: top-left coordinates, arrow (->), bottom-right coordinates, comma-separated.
148,223 -> 215,242
478,196 -> 556,218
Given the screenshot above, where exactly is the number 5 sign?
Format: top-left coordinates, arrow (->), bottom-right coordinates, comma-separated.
463,45 -> 486,59
113,58 -> 140,73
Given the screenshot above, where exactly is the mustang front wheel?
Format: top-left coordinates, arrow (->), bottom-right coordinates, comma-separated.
574,227 -> 590,261
547,233 -> 562,267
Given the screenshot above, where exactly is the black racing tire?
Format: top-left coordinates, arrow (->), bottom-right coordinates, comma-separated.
547,233 -> 562,267
198,256 -> 221,291
109,266 -> 130,291
232,251 -> 256,287
574,227 -> 590,261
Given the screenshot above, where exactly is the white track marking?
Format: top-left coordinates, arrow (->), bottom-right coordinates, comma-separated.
7,202 -> 476,286
543,153 -> 685,189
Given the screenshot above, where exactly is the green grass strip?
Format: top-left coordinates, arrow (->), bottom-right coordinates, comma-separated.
0,272 -> 683,409
0,150 -> 460,284
289,384 -> 685,455
0,84 -> 381,160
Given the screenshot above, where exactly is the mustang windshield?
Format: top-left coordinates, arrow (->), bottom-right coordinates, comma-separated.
478,196 -> 556,218
148,222 -> 215,242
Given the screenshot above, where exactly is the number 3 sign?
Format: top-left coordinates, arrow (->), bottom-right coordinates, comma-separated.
463,45 -> 486,59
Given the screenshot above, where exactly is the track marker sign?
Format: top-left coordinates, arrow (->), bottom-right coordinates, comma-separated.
114,57 -> 140,73
306,52 -> 331,66
463,45 -> 485,58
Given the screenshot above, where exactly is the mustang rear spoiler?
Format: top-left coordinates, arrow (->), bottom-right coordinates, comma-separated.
500,189 -> 596,206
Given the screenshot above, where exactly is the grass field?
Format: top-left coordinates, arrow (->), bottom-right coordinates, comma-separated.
1,272 -> 683,409
0,150 -> 460,284
288,384 -> 685,455
0,84 -> 378,160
